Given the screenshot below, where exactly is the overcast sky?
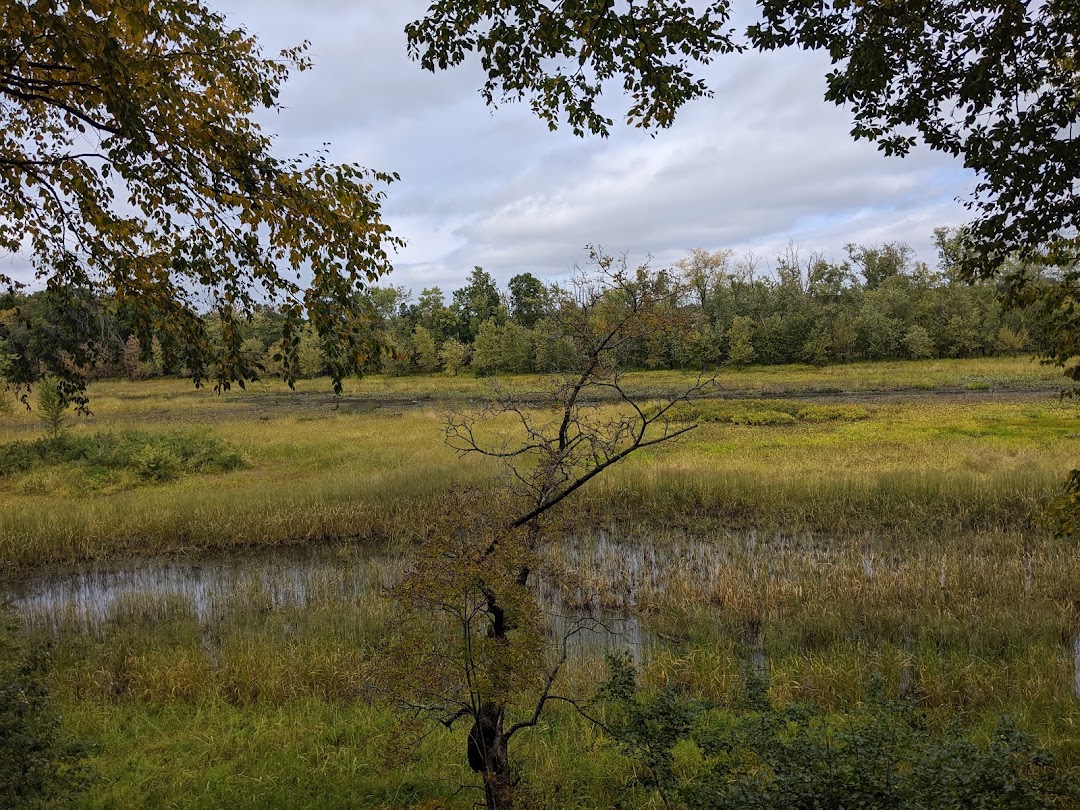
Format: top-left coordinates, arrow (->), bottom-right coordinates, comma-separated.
8,0 -> 977,301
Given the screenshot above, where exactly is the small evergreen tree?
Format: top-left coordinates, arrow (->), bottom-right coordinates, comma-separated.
35,378 -> 69,438
997,325 -> 1030,355
296,325 -> 326,378
439,337 -> 470,376
726,315 -> 756,367
498,321 -> 533,372
411,326 -> 440,373
471,319 -> 502,376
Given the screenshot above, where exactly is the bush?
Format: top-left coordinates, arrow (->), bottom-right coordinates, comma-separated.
411,326 -> 440,373
725,316 -> 755,367
601,660 -> 1078,810
0,431 -> 245,485
0,609 -> 92,808
997,325 -> 1030,355
796,404 -> 869,422
34,378 -> 69,438
903,324 -> 936,359
470,319 -> 501,376
130,443 -> 183,482
732,409 -> 796,426
669,399 -> 868,426
438,338 -> 470,376
1046,469 -> 1080,539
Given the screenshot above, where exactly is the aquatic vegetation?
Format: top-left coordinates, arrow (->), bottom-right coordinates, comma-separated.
1,360 -> 1078,806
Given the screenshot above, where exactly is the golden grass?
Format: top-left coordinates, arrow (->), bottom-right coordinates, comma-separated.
1,360 -> 1076,569
3,358 -> 1077,806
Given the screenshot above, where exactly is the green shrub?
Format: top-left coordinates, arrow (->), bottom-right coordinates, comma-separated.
670,399 -> 868,426
732,409 -> 797,426
438,338 -> 470,376
903,324 -> 936,359
0,431 -> 245,486
601,659 -> 1077,809
1046,469 -> 1080,539
130,443 -> 183,482
0,610 -> 92,808
796,404 -> 869,422
34,379 -> 69,438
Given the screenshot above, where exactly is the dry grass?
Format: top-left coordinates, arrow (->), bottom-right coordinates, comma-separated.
3,360 -> 1079,806
1,361 -> 1076,569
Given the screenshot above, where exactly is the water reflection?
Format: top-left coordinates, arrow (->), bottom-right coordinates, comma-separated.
0,528 -> 861,664
7,531 -> 1071,682
1,541 -> 653,658
2,544 -> 395,634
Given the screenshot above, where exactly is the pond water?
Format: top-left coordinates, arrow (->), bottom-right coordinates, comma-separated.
4,531 -> 1078,692
0,528 -> 849,625
1,529 -> 805,661
3,544 -> 395,632
0,539 -> 653,657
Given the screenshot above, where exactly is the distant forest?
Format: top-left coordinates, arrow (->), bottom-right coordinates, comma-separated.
3,229 -> 1059,381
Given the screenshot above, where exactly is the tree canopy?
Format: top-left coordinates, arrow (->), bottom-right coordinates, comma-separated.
6,0 -> 1077,398
1,0 -> 401,404
406,0 -> 741,136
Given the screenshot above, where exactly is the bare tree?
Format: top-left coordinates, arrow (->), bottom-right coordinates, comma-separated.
384,248 -> 714,809
674,247 -> 735,308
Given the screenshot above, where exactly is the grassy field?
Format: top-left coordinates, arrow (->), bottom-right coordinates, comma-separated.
0,357 -> 1075,569
3,357 -> 1080,807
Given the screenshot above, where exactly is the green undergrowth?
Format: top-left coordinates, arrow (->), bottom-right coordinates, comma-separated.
603,662 -> 1079,809
670,398 -> 869,426
0,430 -> 245,494
57,696 -> 622,809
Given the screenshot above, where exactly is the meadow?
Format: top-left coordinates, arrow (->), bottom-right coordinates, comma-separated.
2,356 -> 1079,807
0,356 -> 1070,569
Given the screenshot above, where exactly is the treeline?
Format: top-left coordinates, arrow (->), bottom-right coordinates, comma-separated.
1,229 -> 1057,382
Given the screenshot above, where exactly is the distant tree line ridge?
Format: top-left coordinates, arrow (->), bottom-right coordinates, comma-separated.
1,229 -> 1059,383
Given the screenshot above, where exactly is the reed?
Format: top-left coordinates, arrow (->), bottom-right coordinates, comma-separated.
2,360 -> 1078,806
2,372 -> 1075,569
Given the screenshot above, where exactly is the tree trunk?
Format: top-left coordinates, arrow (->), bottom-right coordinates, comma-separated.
468,701 -> 513,809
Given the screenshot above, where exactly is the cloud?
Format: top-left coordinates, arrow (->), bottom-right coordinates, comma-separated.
414,45 -> 971,286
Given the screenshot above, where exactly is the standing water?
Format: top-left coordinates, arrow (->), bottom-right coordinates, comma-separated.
1074,633 -> 1080,699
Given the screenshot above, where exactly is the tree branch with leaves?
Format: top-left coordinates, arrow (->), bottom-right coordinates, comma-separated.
0,0 -> 401,407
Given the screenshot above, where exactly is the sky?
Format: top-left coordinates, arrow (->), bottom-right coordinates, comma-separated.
8,0 -> 978,301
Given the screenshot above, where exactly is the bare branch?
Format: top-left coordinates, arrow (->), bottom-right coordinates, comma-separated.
506,615 -> 603,739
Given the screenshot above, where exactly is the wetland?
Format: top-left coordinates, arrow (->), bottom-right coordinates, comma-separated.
2,357 -> 1079,807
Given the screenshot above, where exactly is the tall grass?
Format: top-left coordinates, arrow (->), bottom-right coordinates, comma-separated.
2,361 -> 1078,805
1,378 -> 1076,568
13,523 -> 1080,806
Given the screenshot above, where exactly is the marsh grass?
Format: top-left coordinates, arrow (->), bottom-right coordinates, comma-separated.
668,399 -> 870,425
551,528 -> 1079,699
3,360 -> 1079,806
13,525 -> 1080,806
13,545 -> 634,807
0,357 -> 1062,438
1,365 -> 1076,569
